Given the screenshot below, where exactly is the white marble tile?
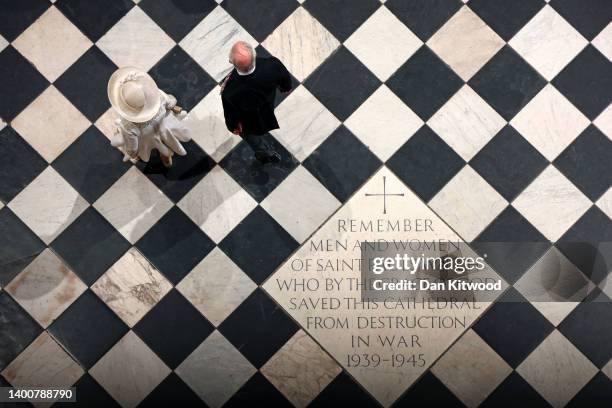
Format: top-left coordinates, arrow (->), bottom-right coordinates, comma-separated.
2,332 -> 83,391
430,166 -> 508,242
176,330 -> 256,407
529,302 -> 579,327
180,6 -> 257,81
344,84 -> 423,161
262,7 -> 340,81
428,85 -> 506,161
596,187 -> 612,219
91,248 -> 172,327
261,165 -> 340,243
432,330 -> 511,407
261,330 -> 342,407
185,86 -> 241,161
94,107 -> 121,141
94,167 -> 173,244
592,21 -> 612,62
90,331 -> 170,408
427,6 -> 504,81
271,85 -> 340,161
8,167 -> 88,244
97,6 -> 175,71
517,330 -> 598,407
511,84 -> 590,161
509,5 -> 588,81
177,247 -> 256,326
512,166 -> 592,241
11,85 -> 91,163
593,104 -> 612,140
603,359 -> 612,380
0,34 -> 8,53
12,6 -> 92,82
344,6 -> 422,81
5,249 -> 86,328
177,165 -> 257,243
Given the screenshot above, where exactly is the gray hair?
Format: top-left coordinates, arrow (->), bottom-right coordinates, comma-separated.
229,41 -> 257,73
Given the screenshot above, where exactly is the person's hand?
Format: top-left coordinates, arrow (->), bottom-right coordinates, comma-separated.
232,122 -> 243,136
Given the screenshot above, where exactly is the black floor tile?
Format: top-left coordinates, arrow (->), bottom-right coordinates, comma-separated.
0,0 -> 50,41
139,0 -> 216,42
218,289 -> 298,368
148,46 -> 216,112
54,374 -> 120,408
137,141 -> 215,203
387,46 -> 463,120
558,289 -> 612,368
473,288 -> 554,367
469,0 -> 546,41
0,208 -> 46,286
52,127 -> 130,203
552,46 -> 612,120
139,372 -> 207,408
55,47 -> 118,122
223,0 -> 298,42
387,126 -> 465,202
303,125 -> 382,203
554,126 -> 612,201
394,371 -> 465,407
481,372 -> 550,408
51,207 -> 131,286
48,290 -> 129,368
567,372 -> 612,408
470,126 -> 548,202
474,206 -> 550,283
224,372 -> 292,408
303,0 -> 381,42
133,290 -> 214,369
0,127 -> 47,203
304,46 -> 381,121
219,207 -> 298,284
550,0 -> 612,40
0,47 -> 48,121
385,0 -> 463,41
0,292 -> 42,371
136,207 -> 214,285
469,46 -> 546,121
55,0 -> 134,42
219,134 -> 299,202
309,371 -> 379,408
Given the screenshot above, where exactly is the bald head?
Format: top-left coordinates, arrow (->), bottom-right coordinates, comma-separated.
229,41 -> 256,74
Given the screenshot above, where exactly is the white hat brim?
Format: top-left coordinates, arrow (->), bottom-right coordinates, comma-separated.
108,67 -> 161,123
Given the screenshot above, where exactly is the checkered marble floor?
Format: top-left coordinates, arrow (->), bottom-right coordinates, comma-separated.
0,0 -> 611,406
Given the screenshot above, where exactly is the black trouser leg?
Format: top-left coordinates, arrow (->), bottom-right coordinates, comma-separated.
243,134 -> 274,161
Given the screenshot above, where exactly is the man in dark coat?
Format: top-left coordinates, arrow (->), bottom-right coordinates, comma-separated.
221,41 -> 292,163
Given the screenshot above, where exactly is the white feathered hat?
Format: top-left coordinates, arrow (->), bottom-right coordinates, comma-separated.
108,67 -> 160,123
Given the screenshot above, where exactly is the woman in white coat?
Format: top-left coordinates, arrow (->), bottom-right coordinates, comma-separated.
108,67 -> 191,167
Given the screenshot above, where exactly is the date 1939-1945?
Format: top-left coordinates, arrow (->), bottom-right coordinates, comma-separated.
346,353 -> 426,368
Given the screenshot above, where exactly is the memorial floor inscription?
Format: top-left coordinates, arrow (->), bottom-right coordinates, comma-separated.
263,167 -> 506,406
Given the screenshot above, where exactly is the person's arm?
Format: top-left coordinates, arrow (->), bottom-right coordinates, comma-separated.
221,94 -> 242,135
274,57 -> 292,93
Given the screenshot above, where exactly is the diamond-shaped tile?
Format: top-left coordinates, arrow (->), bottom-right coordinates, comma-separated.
261,330 -> 342,407
345,84 -> 422,161
596,187 -> 612,219
309,372 -> 378,407
344,5 -> 422,81
1,332 -> 83,389
262,7 -> 340,81
431,329 -> 512,407
139,0 -> 216,42
549,0 -> 612,40
177,247 -> 256,326
97,6 -> 175,71
271,85 -> 340,161
89,331 -> 171,408
481,371 -> 550,407
176,330 -> 256,407
8,167 -> 88,245
223,0 -> 298,42
12,6 -> 92,82
94,167 -> 173,244
513,166 -> 592,241
568,371 -> 612,407
511,84 -> 590,161
517,330 -> 598,407
5,249 -> 86,328
0,0 -> 50,42
94,107 -> 122,141
394,371 -> 464,406
303,0 -> 380,42
509,5 -> 587,81
139,372 -> 205,408
178,165 -> 256,244
91,248 -> 172,327
592,21 -> 612,61
225,372 -> 293,407
385,0 -> 463,41
180,6 -> 257,81
603,360 -> 612,380
261,165 -> 340,243
469,0 -> 546,41
593,104 -> 612,139
430,165 -> 508,242
428,6 -> 504,81
55,0 -> 134,42
11,85 -> 91,163
0,291 -> 42,370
